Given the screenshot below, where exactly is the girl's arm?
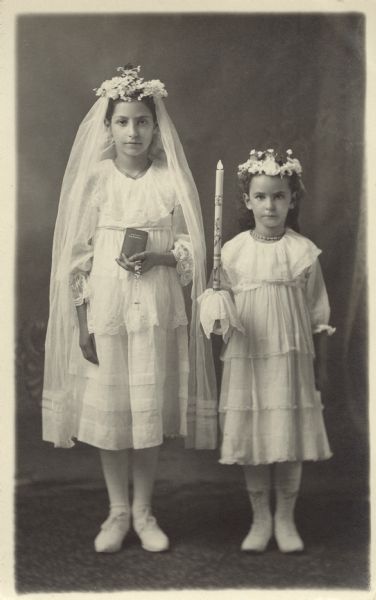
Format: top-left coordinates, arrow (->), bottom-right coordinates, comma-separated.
169,204 -> 193,285
76,303 -> 99,365
70,173 -> 100,365
313,331 -> 328,391
306,259 -> 335,391
198,258 -> 244,341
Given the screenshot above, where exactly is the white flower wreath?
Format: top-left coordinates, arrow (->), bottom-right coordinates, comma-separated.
238,148 -> 303,179
94,65 -> 168,102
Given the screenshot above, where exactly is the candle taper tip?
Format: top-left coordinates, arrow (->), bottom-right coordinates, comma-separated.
217,160 -> 223,170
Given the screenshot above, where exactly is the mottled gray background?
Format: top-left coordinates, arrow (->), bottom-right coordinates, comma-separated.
17,12 -> 366,476
15,12 -> 368,591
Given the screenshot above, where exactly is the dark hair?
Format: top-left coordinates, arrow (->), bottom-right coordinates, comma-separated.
104,95 -> 157,124
237,171 -> 304,232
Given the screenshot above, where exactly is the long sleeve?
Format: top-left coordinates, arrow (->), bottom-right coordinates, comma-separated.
219,263 -> 234,293
306,259 -> 336,335
69,174 -> 100,306
171,204 -> 194,286
69,242 -> 94,306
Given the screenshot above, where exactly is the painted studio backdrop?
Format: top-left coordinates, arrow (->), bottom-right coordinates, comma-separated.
16,12 -> 367,591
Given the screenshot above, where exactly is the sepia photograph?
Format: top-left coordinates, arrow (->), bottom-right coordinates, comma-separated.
1,0 -> 374,597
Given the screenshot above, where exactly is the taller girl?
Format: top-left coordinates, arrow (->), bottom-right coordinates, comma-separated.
42,65 -> 217,553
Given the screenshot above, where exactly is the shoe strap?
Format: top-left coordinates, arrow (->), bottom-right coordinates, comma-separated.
102,512 -> 129,530
134,514 -> 157,533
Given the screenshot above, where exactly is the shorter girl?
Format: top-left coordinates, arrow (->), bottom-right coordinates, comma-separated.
199,148 -> 335,553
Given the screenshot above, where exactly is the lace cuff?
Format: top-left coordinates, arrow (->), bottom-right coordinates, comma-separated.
70,271 -> 90,306
171,240 -> 194,286
197,289 -> 245,342
313,324 -> 336,336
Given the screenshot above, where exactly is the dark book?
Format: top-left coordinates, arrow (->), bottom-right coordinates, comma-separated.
121,228 -> 148,258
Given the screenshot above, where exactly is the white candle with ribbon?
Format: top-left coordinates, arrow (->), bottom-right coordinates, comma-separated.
213,160 -> 223,291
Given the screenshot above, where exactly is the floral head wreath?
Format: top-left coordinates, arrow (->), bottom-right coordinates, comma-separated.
94,64 -> 168,102
237,148 -> 303,180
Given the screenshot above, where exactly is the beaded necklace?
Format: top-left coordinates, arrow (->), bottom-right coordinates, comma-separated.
250,229 -> 285,242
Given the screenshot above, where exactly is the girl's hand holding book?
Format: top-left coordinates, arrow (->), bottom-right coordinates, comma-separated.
129,251 -> 159,274
120,251 -> 176,275
116,252 -> 143,274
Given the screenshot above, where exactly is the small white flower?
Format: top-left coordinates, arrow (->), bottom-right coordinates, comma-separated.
237,148 -> 302,179
108,89 -> 120,100
94,68 -> 167,101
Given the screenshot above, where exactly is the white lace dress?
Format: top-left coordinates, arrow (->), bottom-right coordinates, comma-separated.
67,158 -> 193,450
219,228 -> 334,465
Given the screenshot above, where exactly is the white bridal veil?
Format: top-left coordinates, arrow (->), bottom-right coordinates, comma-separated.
42,94 -> 218,450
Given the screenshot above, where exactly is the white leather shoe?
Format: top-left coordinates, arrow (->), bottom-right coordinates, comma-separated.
274,518 -> 304,553
241,519 -> 273,552
94,512 -> 130,553
274,489 -> 304,553
133,511 -> 169,552
241,490 -> 272,552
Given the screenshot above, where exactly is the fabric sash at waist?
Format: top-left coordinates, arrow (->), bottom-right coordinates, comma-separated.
232,279 -> 305,294
96,225 -> 171,232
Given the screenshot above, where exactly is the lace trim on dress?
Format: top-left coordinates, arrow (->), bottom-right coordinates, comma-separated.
219,454 -> 332,466
219,403 -> 324,412
96,159 -> 177,226
172,240 -> 194,286
70,271 -> 90,306
313,324 -> 336,336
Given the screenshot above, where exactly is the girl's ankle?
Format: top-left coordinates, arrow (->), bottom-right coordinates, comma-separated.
109,503 -> 130,517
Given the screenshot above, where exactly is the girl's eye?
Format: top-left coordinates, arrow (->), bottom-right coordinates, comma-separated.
254,194 -> 265,200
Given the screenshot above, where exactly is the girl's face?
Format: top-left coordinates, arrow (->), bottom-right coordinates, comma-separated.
109,100 -> 156,161
245,175 -> 294,236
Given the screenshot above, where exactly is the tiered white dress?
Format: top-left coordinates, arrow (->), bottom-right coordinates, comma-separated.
67,158 -> 193,450
219,228 -> 333,465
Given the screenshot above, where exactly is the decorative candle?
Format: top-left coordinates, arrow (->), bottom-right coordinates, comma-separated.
213,160 -> 223,291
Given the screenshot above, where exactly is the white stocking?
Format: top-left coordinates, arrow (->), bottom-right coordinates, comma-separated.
243,464 -> 272,492
273,461 -> 304,552
132,445 -> 160,520
274,460 -> 302,494
241,464 -> 272,552
99,449 -> 130,515
130,446 -> 169,552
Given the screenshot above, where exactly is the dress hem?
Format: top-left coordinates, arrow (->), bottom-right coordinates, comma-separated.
74,432 -> 186,451
219,453 -> 333,466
